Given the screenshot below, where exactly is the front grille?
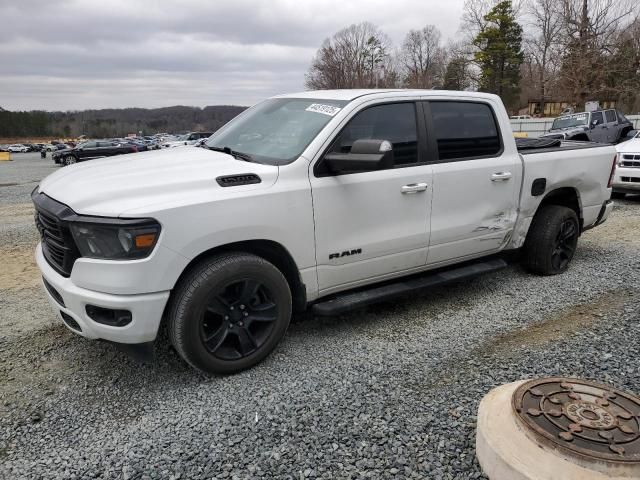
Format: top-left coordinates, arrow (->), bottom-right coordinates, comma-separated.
621,176 -> 640,183
621,158 -> 640,168
623,154 -> 640,161
32,192 -> 79,277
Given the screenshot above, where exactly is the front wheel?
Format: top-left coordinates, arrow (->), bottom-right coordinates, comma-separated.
522,205 -> 579,275
63,155 -> 77,166
611,192 -> 626,199
167,253 -> 292,374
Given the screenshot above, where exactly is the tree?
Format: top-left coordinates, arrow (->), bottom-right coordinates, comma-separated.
524,0 -> 563,115
400,26 -> 446,88
443,55 -> 471,90
305,23 -> 397,89
558,0 -> 633,110
473,1 -> 524,109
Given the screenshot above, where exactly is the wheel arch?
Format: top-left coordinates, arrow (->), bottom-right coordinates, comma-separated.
536,187 -> 583,231
171,239 -> 307,313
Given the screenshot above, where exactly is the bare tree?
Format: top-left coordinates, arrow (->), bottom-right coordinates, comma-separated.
400,26 -> 446,88
524,0 -> 563,114
305,23 -> 396,90
559,0 -> 633,109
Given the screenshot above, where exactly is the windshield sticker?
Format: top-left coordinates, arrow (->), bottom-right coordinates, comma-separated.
305,104 -> 342,116
563,114 -> 587,120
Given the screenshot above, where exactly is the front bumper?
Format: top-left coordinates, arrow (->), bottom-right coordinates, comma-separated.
612,166 -> 640,193
36,243 -> 170,343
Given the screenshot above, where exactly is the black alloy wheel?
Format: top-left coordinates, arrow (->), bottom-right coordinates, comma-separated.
551,218 -> 578,271
523,205 -> 580,275
168,252 -> 292,374
201,279 -> 278,360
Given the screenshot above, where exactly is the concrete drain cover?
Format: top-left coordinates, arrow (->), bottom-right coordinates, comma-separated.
512,378 -> 640,463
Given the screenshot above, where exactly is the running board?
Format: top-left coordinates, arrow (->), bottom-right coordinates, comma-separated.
311,258 -> 508,316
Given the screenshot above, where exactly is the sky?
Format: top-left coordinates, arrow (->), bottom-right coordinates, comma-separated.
0,0 -> 466,111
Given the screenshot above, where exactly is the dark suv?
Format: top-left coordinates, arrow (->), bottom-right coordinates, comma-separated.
53,141 -> 138,166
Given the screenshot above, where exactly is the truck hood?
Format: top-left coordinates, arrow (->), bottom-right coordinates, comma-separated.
616,137 -> 640,154
542,126 -> 588,137
38,147 -> 279,217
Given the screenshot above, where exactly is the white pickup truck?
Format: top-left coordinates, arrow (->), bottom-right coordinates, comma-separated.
33,90 -> 616,374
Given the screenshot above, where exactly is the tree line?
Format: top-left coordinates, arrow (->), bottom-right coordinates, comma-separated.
305,0 -> 640,115
0,105 -> 246,139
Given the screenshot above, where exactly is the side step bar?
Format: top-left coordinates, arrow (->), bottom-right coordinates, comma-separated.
311,258 -> 508,316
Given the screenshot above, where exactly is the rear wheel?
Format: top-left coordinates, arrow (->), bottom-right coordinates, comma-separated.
522,205 -> 579,275
168,253 -> 292,374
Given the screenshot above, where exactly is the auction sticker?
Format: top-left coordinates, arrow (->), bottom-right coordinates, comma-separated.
305,104 -> 342,116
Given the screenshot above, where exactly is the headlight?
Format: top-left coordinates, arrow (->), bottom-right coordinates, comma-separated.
69,220 -> 161,260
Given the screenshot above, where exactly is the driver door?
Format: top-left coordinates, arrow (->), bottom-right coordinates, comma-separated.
589,111 -> 607,142
310,102 -> 433,294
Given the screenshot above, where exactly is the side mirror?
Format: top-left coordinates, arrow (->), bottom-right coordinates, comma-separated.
591,120 -> 598,127
323,139 -> 394,174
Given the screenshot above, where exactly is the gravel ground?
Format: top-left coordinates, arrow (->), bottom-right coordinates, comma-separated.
1,153 -> 640,479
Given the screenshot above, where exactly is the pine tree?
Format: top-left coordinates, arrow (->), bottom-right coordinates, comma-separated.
473,1 -> 524,109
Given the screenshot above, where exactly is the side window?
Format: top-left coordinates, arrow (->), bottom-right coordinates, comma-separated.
605,110 -> 617,123
326,103 -> 418,167
83,142 -> 98,148
429,101 -> 501,161
591,111 -> 604,125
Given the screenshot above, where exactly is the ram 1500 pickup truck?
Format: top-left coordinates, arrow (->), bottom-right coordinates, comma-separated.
33,90 -> 617,374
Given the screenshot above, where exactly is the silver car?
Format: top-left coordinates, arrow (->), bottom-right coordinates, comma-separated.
542,109 -> 633,144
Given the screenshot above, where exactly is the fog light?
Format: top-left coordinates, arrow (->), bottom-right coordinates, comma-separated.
85,305 -> 132,327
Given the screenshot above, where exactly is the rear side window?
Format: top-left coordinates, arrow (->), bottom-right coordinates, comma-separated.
327,102 -> 418,166
605,110 -> 617,123
429,101 -> 501,161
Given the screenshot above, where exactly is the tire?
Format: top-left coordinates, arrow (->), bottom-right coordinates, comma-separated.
522,205 -> 579,276
611,192 -> 626,199
167,252 -> 292,374
63,155 -> 76,166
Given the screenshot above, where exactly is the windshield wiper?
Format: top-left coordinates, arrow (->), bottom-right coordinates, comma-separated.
207,146 -> 256,163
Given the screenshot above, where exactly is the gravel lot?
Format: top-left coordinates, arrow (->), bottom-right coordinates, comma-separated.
1,153 -> 639,479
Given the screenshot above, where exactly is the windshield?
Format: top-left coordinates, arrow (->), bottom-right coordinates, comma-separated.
177,133 -> 191,141
205,98 -> 349,165
552,113 -> 588,130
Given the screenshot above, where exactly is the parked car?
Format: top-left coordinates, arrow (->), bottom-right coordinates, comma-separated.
7,144 -> 29,153
541,109 -> 634,143
33,90 -> 615,374
161,132 -> 213,148
52,140 -> 138,166
612,130 -> 640,198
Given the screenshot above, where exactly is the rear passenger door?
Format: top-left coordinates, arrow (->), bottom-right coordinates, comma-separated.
423,100 -> 521,266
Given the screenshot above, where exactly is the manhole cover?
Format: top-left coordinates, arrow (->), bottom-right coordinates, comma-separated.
512,378 -> 640,463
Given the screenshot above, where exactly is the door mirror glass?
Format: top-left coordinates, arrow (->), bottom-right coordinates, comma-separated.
323,139 -> 394,173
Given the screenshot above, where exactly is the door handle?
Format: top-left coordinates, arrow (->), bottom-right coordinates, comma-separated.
491,172 -> 512,182
401,183 -> 428,194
